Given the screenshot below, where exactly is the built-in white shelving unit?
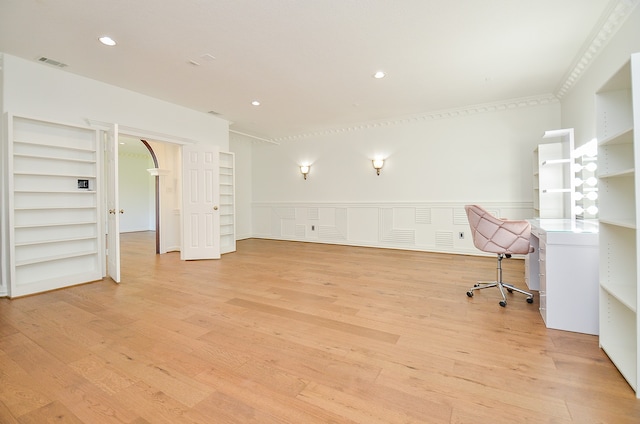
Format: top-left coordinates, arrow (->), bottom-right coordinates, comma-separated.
533,129 -> 575,218
219,151 -> 236,254
7,115 -> 102,297
597,53 -> 640,397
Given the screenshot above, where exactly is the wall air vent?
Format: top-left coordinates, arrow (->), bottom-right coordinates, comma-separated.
37,56 -> 68,68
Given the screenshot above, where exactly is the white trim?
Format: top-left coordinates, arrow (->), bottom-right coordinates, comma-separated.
85,119 -> 197,145
271,94 -> 559,142
230,129 -> 279,145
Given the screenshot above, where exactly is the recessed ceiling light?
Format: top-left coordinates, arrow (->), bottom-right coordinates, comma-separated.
373,71 -> 386,79
99,36 -> 116,46
251,100 -> 261,106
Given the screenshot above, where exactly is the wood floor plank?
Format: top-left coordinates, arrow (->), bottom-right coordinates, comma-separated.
16,401 -> 85,424
1,232 -> 639,423
226,297 -> 400,343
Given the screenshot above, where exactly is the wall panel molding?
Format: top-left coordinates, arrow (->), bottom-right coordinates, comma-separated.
252,201 -> 533,256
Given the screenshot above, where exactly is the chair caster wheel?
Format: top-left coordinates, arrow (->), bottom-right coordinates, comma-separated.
507,288 -> 513,293
467,291 -> 474,298
526,297 -> 534,304
499,300 -> 507,307
473,283 -> 480,288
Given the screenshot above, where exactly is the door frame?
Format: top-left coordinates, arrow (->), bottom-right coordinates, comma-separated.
90,120 -> 204,279
140,140 -> 160,254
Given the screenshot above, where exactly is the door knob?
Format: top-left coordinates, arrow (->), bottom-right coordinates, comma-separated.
108,209 -> 115,214
213,206 -> 219,210
119,209 -> 124,214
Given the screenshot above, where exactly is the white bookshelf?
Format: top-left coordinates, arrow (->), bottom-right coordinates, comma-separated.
597,53 -> 640,397
219,151 -> 236,254
7,115 -> 102,297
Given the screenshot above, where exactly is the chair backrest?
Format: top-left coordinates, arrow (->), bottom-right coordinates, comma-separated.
465,205 -> 532,255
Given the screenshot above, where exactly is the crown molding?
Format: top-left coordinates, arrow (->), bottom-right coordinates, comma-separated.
556,0 -> 640,98
271,94 -> 559,142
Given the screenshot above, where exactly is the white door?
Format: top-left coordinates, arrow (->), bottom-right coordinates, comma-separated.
106,124 -> 121,282
182,143 -> 220,260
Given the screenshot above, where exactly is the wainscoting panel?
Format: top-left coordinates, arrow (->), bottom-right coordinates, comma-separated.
252,202 -> 533,256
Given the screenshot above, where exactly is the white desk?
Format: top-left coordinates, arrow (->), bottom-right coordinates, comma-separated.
525,219 -> 599,335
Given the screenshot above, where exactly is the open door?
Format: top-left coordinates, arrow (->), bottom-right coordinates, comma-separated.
106,124 -> 121,282
181,143 -> 220,260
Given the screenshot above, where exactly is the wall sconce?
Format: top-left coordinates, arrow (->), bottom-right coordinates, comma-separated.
372,158 -> 384,175
300,165 -> 310,180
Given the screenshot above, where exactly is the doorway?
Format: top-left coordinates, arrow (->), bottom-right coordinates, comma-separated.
117,136 -> 158,253
103,123 -> 224,283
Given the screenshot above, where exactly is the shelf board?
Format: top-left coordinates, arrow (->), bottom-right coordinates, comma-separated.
542,159 -> 571,166
14,171 -> 97,178
598,127 -> 634,146
601,282 -> 637,312
597,61 -> 631,92
15,235 -> 98,247
598,168 -> 635,178
15,249 -> 99,267
14,190 -> 97,194
14,139 -> 97,153
14,221 -> 98,229
599,218 -> 636,229
14,153 -> 96,164
542,188 -> 571,193
14,206 -> 97,211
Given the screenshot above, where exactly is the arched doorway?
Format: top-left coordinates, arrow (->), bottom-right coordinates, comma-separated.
141,140 -> 160,253
117,136 -> 159,254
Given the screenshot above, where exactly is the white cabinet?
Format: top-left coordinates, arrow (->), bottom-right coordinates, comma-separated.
7,114 -> 103,297
597,53 -> 640,397
219,151 -> 236,254
527,219 -> 599,335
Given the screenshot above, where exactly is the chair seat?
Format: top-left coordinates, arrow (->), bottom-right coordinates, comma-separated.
465,205 -> 534,307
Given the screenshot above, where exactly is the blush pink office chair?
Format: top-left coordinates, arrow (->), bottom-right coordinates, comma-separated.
465,204 -> 534,307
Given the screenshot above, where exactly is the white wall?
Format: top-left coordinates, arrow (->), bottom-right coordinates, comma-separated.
252,104 -> 559,203
147,140 -> 182,252
2,54 -> 228,146
118,152 -> 155,233
242,100 -> 560,254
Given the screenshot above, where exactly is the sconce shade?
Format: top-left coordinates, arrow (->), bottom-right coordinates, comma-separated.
300,165 -> 310,180
372,158 -> 384,175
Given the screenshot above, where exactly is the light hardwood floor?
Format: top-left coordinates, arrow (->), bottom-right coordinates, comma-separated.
1,231 -> 639,423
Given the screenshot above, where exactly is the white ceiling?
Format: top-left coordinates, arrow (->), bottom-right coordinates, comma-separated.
0,0 -> 633,142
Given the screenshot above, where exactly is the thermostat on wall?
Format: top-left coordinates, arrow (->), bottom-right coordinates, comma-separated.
77,179 -> 89,189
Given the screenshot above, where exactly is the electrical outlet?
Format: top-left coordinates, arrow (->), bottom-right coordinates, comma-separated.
458,231 -> 464,239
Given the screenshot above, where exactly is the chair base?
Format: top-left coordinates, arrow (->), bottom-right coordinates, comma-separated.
466,280 -> 534,307
466,253 -> 534,307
